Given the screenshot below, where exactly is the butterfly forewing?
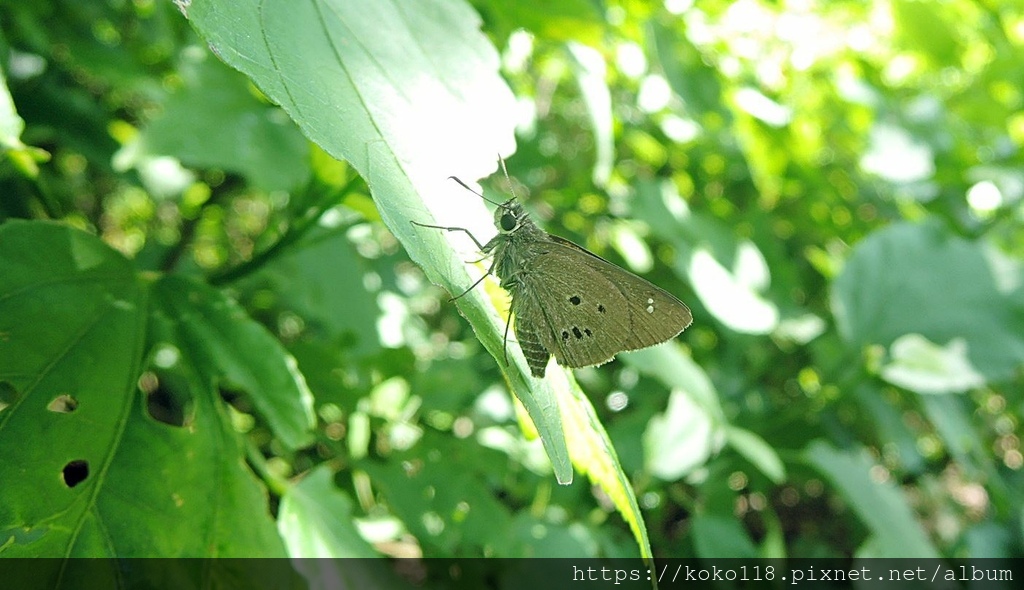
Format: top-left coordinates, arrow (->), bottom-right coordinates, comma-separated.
515,236 -> 692,375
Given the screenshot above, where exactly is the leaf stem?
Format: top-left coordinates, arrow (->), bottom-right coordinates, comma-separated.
208,175 -> 360,286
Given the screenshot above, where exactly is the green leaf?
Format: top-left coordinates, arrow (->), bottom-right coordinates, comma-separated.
242,226 -> 381,358
0,222 -> 287,559
185,0 -> 573,482
633,179 -> 779,334
277,466 -> 378,558
0,220 -> 147,556
725,426 -> 786,484
892,0 -> 963,66
879,334 -> 985,394
506,512 -> 600,557
804,440 -> 939,558
117,48 -> 310,192
644,389 -> 719,481
651,19 -> 726,117
0,54 -> 48,178
471,0 -> 605,45
625,344 -> 731,482
567,42 -> 614,187
691,514 -> 759,559
152,274 -> 316,450
552,370 -> 654,561
359,431 -> 515,556
833,219 -> 1024,381
623,343 -> 721,412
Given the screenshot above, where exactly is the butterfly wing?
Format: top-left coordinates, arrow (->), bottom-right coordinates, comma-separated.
512,235 -> 692,375
511,310 -> 553,378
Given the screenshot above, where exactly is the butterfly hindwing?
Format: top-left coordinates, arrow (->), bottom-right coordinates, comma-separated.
509,294 -> 554,377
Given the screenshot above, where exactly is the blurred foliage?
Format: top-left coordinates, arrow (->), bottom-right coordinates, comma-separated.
1,0 -> 1023,577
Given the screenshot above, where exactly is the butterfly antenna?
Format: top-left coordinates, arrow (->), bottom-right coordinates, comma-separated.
498,155 -> 518,201
448,176 -> 502,207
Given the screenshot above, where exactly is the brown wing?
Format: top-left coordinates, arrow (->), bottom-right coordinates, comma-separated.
513,236 -> 692,373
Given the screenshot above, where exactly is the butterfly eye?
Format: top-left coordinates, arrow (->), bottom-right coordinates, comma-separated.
499,212 -> 517,232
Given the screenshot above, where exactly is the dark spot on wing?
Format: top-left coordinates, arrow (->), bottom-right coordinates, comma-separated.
584,328 -> 592,337
562,330 -> 569,341
572,327 -> 583,339
597,304 -> 605,313
569,295 -> 581,305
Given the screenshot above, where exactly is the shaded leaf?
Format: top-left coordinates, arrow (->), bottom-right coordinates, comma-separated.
804,440 -> 939,558
278,466 -> 379,558
118,50 -> 310,191
725,426 -> 786,484
153,274 -> 316,450
0,222 -> 287,559
691,514 -> 758,559
833,219 -> 1024,381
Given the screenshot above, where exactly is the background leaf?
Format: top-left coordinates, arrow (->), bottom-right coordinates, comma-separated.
805,441 -> 939,558
833,219 -> 1024,381
118,50 -> 310,192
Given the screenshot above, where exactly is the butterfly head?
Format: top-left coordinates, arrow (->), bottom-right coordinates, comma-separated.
494,199 -> 527,235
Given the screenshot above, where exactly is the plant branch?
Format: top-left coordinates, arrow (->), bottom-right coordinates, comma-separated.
208,175 -> 360,286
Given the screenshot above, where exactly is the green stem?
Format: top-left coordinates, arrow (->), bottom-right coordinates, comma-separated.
159,185 -> 229,273
209,176 -> 360,286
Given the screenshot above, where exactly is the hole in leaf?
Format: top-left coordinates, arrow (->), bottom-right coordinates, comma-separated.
219,387 -> 256,416
220,386 -> 258,434
62,460 -> 89,487
47,394 -> 78,414
142,371 -> 192,427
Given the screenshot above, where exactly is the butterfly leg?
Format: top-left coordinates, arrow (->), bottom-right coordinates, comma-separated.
410,221 -> 488,251
502,306 -> 513,366
448,253 -> 500,302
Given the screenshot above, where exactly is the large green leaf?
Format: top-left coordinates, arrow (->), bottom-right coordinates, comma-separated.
184,0 -> 576,483
0,222 -> 288,560
0,221 -> 147,556
832,219 -> 1024,381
